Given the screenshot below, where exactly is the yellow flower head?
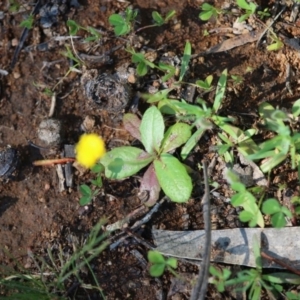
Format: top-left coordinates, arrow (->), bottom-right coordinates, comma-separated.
75,133 -> 106,168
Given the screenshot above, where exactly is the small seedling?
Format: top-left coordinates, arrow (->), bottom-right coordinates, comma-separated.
61,45 -> 82,67
152,10 -> 176,26
257,8 -> 271,19
236,0 -> 257,22
199,3 -> 223,21
20,14 -> 34,29
196,75 -> 213,91
267,31 -> 284,51
67,19 -> 101,42
79,184 -> 100,206
135,9 -> 176,33
262,198 -> 292,228
231,74 -> 244,85
126,48 -> 156,76
108,7 -> 138,36
9,0 -> 21,12
148,250 -> 177,277
209,266 -> 231,292
227,170 -> 264,228
247,102 -> 300,174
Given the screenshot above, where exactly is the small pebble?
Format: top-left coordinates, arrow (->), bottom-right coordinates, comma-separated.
37,119 -> 61,146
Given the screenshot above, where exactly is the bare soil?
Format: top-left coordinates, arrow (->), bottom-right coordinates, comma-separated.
1,0 -> 300,299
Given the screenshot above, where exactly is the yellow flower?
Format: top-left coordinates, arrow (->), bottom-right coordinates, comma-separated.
75,133 -> 106,168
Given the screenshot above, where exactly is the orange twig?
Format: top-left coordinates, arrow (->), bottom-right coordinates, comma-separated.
33,158 -> 75,166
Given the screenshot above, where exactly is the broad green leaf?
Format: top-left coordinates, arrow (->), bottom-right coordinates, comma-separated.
137,61 -> 148,76
79,196 -> 92,206
108,14 -> 125,27
140,106 -> 165,154
108,14 -> 130,35
239,210 -> 253,222
271,212 -> 286,228
166,257 -> 177,268
179,41 -> 191,81
161,123 -> 191,153
123,113 -> 141,141
262,198 -> 281,214
80,184 -> 91,197
148,250 -> 165,263
152,11 -> 164,26
199,10 -> 214,21
91,163 -> 104,174
213,69 -> 227,113
231,193 -> 247,206
231,182 -> 246,192
101,147 -> 154,179
149,264 -> 165,277
154,153 -> 192,203
236,0 -> 256,11
292,99 -> 300,117
181,127 -> 206,159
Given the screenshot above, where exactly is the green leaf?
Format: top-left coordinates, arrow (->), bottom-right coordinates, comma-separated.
165,10 -> 176,22
236,0 -> 256,11
262,198 -> 281,214
231,182 -> 246,192
166,257 -> 177,268
148,250 -> 165,263
181,126 -> 206,159
152,11 -> 164,26
213,69 -> 227,113
271,212 -> 286,228
137,61 -> 148,76
20,14 -> 34,29
160,123 -> 191,153
149,264 -> 165,277
140,106 -> 165,154
144,89 -> 172,104
179,41 -> 191,81
292,99 -> 300,117
67,19 -> 80,35
108,14 -> 129,36
108,14 -> 125,26
239,210 -> 254,223
131,52 -> 155,68
80,184 -> 91,197
199,10 -> 214,21
91,163 -> 104,174
154,153 -> 192,203
263,273 -> 300,284
79,196 -> 92,206
101,147 -> 154,179
91,176 -> 102,188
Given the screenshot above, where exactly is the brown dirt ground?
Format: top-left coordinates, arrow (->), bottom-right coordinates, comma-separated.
1,0 -> 300,299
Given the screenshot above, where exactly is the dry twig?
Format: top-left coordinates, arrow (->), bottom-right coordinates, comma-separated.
191,161 -> 211,300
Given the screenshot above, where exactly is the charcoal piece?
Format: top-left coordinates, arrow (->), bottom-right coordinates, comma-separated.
81,69 -> 131,112
0,147 -> 18,179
